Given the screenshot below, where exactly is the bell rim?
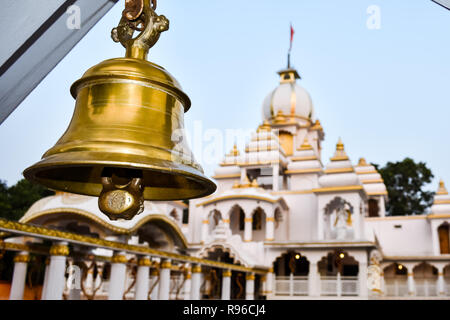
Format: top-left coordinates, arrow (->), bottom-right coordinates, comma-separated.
23,157 -> 217,201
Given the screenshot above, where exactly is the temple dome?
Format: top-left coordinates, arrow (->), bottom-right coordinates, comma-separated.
262,68 -> 314,122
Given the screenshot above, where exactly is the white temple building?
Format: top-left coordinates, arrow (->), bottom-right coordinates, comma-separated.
187,66 -> 450,299
3,65 -> 450,301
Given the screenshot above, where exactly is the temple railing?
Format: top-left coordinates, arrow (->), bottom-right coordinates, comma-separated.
274,275 -> 359,297
384,280 -> 409,297
320,276 -> 359,297
414,280 -> 438,297
274,275 -> 308,296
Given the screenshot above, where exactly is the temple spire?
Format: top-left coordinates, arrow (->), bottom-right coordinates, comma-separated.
437,179 -> 448,195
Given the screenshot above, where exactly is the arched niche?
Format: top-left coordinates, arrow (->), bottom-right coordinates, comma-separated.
208,209 -> 222,233
323,197 -> 354,240
368,198 -> 379,217
383,263 -> 408,280
318,250 -> 359,277
273,251 -> 310,276
251,207 -> 266,241
228,204 -> 245,238
438,222 -> 450,254
273,207 -> 288,241
413,262 -> 438,280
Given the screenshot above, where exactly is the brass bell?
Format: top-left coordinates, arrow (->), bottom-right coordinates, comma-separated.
23,0 -> 216,220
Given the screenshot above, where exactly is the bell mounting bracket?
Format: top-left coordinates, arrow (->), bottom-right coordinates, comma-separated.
111,0 -> 169,60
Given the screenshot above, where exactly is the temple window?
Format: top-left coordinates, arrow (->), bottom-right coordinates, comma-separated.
368,199 -> 379,217
279,131 -> 293,156
252,209 -> 263,230
438,222 -> 450,254
239,209 -> 245,231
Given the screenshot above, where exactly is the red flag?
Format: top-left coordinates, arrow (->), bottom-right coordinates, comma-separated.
289,24 -> 294,51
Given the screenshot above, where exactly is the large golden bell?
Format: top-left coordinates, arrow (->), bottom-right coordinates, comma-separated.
23,0 -> 216,220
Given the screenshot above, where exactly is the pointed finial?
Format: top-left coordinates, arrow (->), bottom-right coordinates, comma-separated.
311,119 -> 323,131
242,175 -> 251,187
274,110 -> 286,123
257,120 -> 271,132
437,179 -> 448,195
358,158 -> 368,166
251,179 -> 259,188
336,138 -> 344,151
299,136 -> 313,150
330,137 -> 349,161
228,144 -> 239,156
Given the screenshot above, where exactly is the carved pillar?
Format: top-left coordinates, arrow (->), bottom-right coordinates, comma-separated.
190,264 -> 202,300
158,259 -> 171,300
317,208 -> 324,240
265,268 -> 274,298
149,265 -> 160,300
240,168 -> 247,184
84,259 -> 95,298
265,217 -> 274,241
308,259 -> 320,297
221,270 -> 231,300
437,265 -> 445,296
44,242 -> 69,300
354,200 -> 361,239
378,197 -> 386,216
204,273 -> 211,298
272,164 -> 279,191
407,271 -> 415,296
183,268 -> 191,300
260,274 -> 267,298
9,252 -> 30,300
222,218 -> 230,229
244,217 -> 253,242
41,258 -> 50,299
336,272 -> 342,297
135,256 -> 151,300
108,252 -> 127,300
201,219 -> 209,243
359,261 -> 368,298
245,273 -> 255,300
380,271 -> 385,296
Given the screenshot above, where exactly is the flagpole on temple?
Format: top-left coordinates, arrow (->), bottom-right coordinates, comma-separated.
288,23 -> 294,68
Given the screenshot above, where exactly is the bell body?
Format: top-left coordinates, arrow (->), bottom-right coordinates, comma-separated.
24,57 -> 216,201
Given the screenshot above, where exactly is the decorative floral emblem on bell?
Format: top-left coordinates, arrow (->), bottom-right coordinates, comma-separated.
23,0 -> 216,220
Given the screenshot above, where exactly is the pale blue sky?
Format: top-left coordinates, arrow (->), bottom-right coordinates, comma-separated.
0,0 -> 449,193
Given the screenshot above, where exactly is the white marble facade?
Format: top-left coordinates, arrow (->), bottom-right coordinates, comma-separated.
187,67 -> 450,299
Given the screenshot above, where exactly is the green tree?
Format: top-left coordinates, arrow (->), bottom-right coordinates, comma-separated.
0,180 -> 11,215
374,158 -> 434,216
0,179 -> 54,221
